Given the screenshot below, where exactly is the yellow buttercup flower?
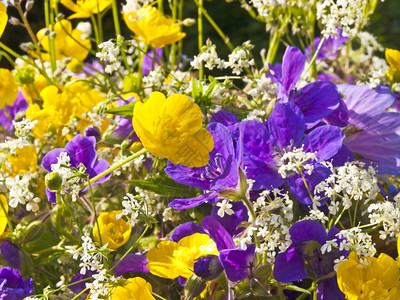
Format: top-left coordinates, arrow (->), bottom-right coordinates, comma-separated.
146,233 -> 218,279
36,20 -> 91,61
0,68 -> 18,109
123,5 -> 186,48
60,0 -> 112,19
3,145 -> 37,176
337,251 -> 400,300
110,277 -> 155,300
0,195 -> 8,237
92,210 -> 131,250
0,2 -> 7,38
133,92 -> 214,167
385,48 -> 400,82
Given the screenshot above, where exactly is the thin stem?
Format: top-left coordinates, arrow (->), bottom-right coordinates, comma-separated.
80,149 -> 148,190
88,178 -> 102,246
193,0 -> 234,52
242,196 -> 256,223
197,0 -> 204,80
110,225 -> 149,272
111,0 -> 121,36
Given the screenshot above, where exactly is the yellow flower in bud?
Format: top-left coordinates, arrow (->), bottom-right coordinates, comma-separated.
0,68 -> 18,109
0,2 -> 7,38
146,233 -> 218,279
385,48 -> 400,82
36,20 -> 91,61
337,251 -> 400,300
60,0 -> 112,19
110,277 -> 155,299
133,92 -> 214,167
92,210 -> 131,250
123,5 -> 186,48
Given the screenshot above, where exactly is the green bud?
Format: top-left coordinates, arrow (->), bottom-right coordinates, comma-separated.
15,67 -> 35,85
45,172 -> 63,192
123,73 -> 142,93
184,274 -> 207,300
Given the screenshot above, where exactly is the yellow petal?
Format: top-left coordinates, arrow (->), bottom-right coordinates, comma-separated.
0,68 -> 18,109
385,48 -> 400,70
367,253 -> 399,290
111,277 -> 155,300
336,252 -> 363,299
0,195 -> 8,236
0,2 -> 7,38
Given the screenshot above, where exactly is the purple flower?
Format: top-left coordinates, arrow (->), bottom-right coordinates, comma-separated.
142,48 -> 163,76
268,46 -> 341,128
42,134 -> 111,203
273,220 -> 347,300
81,59 -> 104,75
0,267 -> 33,300
0,241 -> 20,269
338,84 -> 400,174
237,102 -> 345,205
0,91 -> 29,134
112,96 -> 140,140
165,122 -> 242,210
305,33 -> 348,62
113,254 -> 149,276
68,270 -> 96,295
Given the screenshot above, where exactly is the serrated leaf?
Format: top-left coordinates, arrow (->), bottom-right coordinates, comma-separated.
105,103 -> 135,119
129,176 -> 199,197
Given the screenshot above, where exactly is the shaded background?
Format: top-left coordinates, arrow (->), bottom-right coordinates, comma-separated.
1,0 -> 399,68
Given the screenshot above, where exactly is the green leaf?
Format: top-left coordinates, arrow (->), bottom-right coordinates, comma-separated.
129,175 -> 199,197
105,102 -> 135,119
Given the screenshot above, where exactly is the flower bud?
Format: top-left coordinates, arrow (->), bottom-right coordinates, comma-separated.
15,67 -> 35,85
193,255 -> 223,281
45,172 -> 63,192
184,274 -> 207,300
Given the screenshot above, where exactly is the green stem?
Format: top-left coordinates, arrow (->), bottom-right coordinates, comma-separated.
265,28 -> 282,66
170,0 -> 177,70
304,37 -> 326,82
197,0 -> 204,80
81,149 -> 148,190
242,196 -> 256,223
111,0 -> 121,36
110,225 -> 149,272
91,15 -> 101,47
97,11 -> 104,44
88,178 -> 103,246
193,0 -> 234,52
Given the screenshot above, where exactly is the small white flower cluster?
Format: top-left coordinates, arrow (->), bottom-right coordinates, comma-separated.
122,0 -> 155,14
143,67 -> 165,89
50,152 -> 82,202
96,41 -> 121,74
244,109 -> 266,122
316,0 -> 364,38
245,189 -> 293,263
315,161 -> 379,209
249,0 -> 288,18
111,151 -> 146,176
278,146 -> 317,178
67,235 -> 105,275
303,208 -> 329,223
337,227 -> 376,257
86,270 -> 120,300
226,41 -> 255,75
12,118 -> 37,138
320,238 -> 339,254
368,200 -> 400,241
0,137 -> 29,155
116,193 -> 150,227
191,40 -> 225,70
162,207 -> 181,222
247,73 -> 277,102
165,70 -> 191,94
5,174 -> 41,212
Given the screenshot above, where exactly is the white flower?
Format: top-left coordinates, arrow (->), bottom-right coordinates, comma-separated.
216,199 -> 234,217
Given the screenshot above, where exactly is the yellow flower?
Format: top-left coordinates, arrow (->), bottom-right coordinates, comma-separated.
60,0 -> 112,19
0,2 -> 7,38
385,48 -> 400,82
0,68 -> 18,109
133,92 -> 214,167
92,210 -> 131,250
146,233 -> 218,279
3,145 -> 37,176
123,5 -> 186,48
337,251 -> 400,300
0,195 -> 8,237
110,277 -> 155,300
36,20 -> 91,61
